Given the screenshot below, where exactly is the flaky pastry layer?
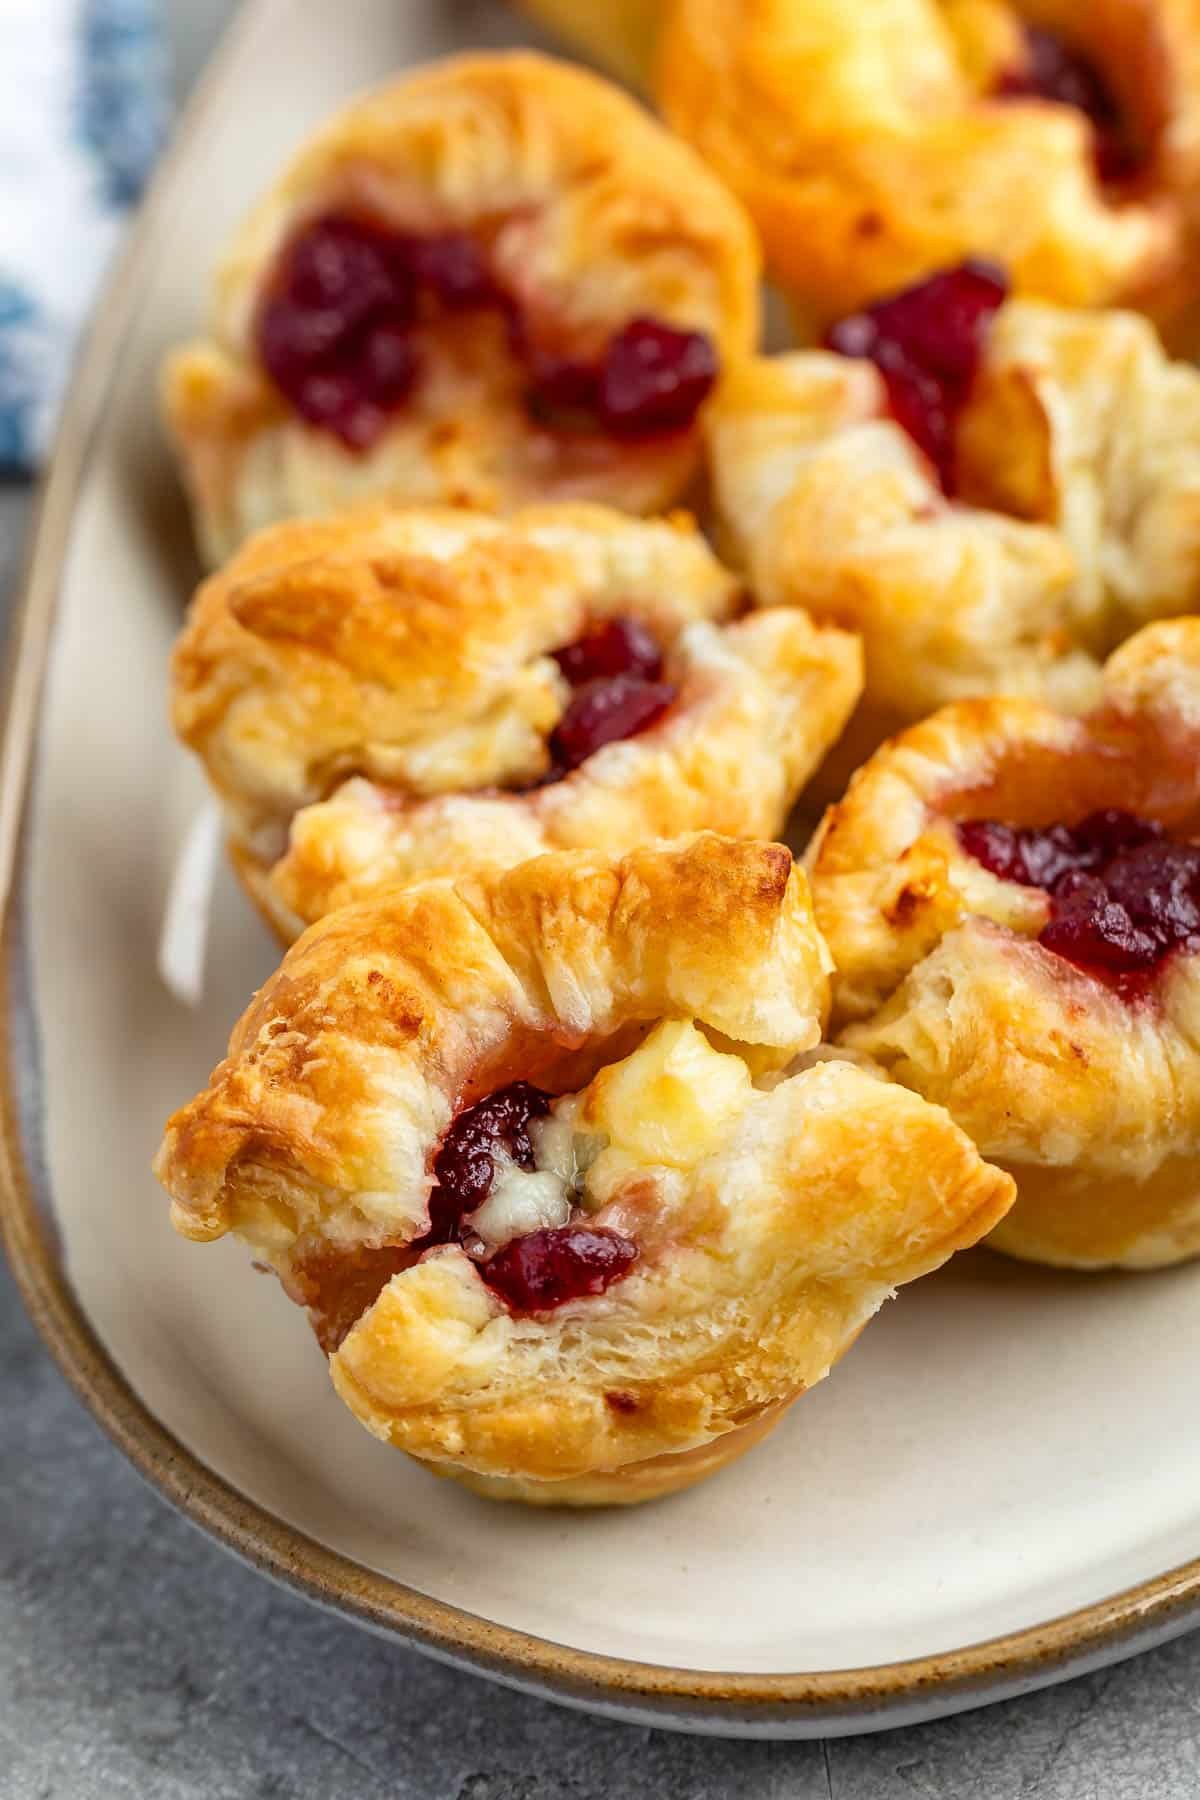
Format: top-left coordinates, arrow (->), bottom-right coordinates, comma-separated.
171,502 -> 862,937
163,51 -> 760,565
807,618 -> 1200,1269
154,835 -> 1012,1500
660,0 -> 1200,336
708,301 -> 1200,734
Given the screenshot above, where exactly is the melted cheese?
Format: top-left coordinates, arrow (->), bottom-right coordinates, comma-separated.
469,1160 -> 572,1250
582,1018 -> 753,1170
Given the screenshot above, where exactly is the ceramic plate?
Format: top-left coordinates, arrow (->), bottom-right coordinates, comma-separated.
7,0 -> 1200,1741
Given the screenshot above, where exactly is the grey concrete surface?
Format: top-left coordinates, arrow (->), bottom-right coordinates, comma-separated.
6,3 -> 1200,1793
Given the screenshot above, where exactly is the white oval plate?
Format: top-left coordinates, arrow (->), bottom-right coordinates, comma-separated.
6,0 -> 1200,1740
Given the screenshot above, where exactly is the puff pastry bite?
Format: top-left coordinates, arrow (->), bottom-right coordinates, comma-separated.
163,51 -> 760,567
515,1 -> 661,87
659,0 -> 1200,338
170,502 -> 862,941
154,835 -> 1014,1505
808,618 -> 1200,1272
708,267 -> 1200,742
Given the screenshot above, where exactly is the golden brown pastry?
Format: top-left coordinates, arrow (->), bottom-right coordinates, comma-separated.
154,835 -> 1014,1504
163,51 -> 760,567
707,277 -> 1200,748
659,0 -> 1200,338
170,502 -> 862,941
808,618 -> 1200,1271
515,0 -> 662,87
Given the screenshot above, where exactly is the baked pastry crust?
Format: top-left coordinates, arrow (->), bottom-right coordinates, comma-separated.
515,0 -> 661,88
171,502 -> 862,939
659,0 -> 1200,337
807,618 -> 1200,1270
163,51 -> 760,566
707,300 -> 1200,736
154,835 -> 1013,1503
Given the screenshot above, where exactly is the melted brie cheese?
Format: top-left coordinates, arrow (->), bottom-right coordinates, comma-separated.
582,1018 -> 753,1171
469,1158 -> 572,1250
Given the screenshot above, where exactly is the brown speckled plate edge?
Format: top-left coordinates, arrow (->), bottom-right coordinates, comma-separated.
3,0 -> 1200,1738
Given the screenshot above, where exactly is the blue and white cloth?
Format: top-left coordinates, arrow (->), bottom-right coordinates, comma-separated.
0,0 -> 168,470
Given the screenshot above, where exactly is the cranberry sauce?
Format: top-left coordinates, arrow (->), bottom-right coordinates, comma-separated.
258,216 -> 495,449
481,1225 -> 639,1311
548,614 -> 675,775
299,1075 -> 637,1347
825,260 -> 1009,493
550,675 -> 675,772
427,1078 -> 639,1313
257,212 -> 717,449
526,319 -> 718,438
958,809 -> 1200,976
597,318 -> 719,438
426,1080 -> 551,1244
552,615 -> 663,686
995,28 -> 1141,184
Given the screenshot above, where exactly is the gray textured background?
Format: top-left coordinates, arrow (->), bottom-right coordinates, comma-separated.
5,4 -> 1200,1793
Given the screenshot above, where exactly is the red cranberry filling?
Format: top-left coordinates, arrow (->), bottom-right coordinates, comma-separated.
538,615 -> 676,777
526,320 -> 718,439
549,675 -> 675,772
257,213 -> 718,450
524,347 -> 605,422
300,1076 -> 640,1342
597,318 -> 719,438
825,260 -> 1009,493
553,616 -> 663,686
425,1080 -> 551,1243
958,809 -> 1200,974
424,1079 -> 640,1314
404,232 -> 501,310
481,1225 -> 639,1311
995,28 -> 1142,184
258,216 -> 497,449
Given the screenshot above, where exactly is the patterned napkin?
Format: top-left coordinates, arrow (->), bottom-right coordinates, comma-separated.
0,0 -> 168,470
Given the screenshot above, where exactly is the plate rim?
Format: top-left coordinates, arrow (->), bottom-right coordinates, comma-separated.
4,0 -> 1200,1736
